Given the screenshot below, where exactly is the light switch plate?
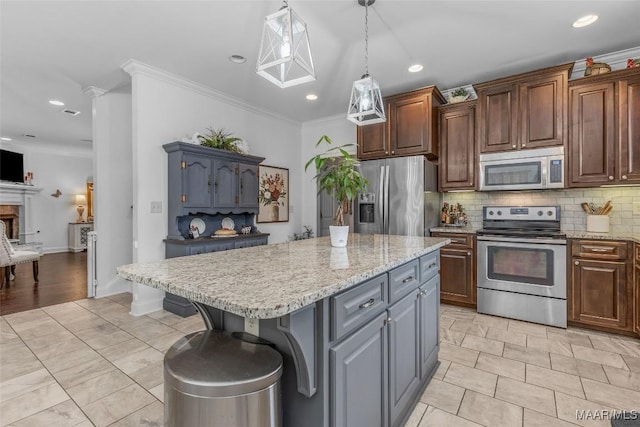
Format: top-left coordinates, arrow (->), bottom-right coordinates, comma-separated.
244,317 -> 259,336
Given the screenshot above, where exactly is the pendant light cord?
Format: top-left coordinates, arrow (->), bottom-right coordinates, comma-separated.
364,0 -> 369,76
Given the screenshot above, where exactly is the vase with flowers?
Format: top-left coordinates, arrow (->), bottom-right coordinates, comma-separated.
305,135 -> 368,247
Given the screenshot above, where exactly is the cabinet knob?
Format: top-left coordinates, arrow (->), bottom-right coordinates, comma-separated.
608,176 -> 614,180
512,144 -> 516,148
622,175 -> 628,180
522,143 -> 526,147
384,317 -> 393,326
574,261 -> 579,265
391,150 -> 395,154
467,251 -> 471,256
385,151 -> 389,154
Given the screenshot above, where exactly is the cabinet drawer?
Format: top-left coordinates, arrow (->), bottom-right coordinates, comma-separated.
331,274 -> 388,341
389,259 -> 420,304
571,240 -> 629,260
431,232 -> 473,248
420,251 -> 440,283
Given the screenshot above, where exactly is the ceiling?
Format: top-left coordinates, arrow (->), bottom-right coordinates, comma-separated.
1,1 -> 639,152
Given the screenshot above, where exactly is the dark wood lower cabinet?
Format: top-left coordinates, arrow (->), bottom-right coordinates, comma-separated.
635,245 -> 640,335
569,239 -> 634,334
431,232 -> 476,307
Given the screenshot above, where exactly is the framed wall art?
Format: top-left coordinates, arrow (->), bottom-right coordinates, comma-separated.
257,165 -> 289,223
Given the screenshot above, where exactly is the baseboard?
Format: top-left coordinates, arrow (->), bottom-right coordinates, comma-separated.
42,246 -> 69,254
95,276 -> 131,298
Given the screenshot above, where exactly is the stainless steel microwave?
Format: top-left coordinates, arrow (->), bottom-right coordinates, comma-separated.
479,147 -> 564,191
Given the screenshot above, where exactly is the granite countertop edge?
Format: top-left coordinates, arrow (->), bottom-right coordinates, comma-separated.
430,226 -> 479,235
430,227 -> 638,243
117,236 -> 451,319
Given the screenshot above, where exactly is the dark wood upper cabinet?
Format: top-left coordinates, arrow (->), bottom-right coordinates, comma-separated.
357,86 -> 445,161
438,101 -> 476,191
357,120 -> 388,160
568,81 -> 616,185
619,73 -> 640,184
475,63 -> 572,154
568,67 -> 640,187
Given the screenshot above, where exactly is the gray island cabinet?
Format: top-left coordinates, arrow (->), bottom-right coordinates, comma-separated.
117,234 -> 450,427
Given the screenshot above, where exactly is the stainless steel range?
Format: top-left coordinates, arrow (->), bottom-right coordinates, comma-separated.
476,206 -> 567,328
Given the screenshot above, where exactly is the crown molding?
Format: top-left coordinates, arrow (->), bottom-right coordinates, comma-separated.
121,59 -> 300,126
301,113 -> 349,127
570,46 -> 640,79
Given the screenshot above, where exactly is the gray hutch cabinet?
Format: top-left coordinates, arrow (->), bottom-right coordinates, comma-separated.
162,142 -> 268,316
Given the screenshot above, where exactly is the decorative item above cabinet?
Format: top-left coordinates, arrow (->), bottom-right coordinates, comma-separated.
163,141 -> 265,240
474,62 -> 573,154
357,86 -> 445,161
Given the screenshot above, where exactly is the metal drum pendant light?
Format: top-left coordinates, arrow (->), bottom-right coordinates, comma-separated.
347,0 -> 385,125
256,0 -> 316,88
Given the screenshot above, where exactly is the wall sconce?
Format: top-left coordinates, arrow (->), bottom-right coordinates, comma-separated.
51,189 -> 62,198
74,194 -> 87,223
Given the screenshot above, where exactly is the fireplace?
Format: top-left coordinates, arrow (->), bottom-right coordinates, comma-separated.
0,205 -> 19,241
0,182 -> 42,244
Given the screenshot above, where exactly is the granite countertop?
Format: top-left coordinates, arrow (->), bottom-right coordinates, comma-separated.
430,226 -> 639,243
117,234 -> 450,319
430,226 -> 479,235
564,231 -> 640,244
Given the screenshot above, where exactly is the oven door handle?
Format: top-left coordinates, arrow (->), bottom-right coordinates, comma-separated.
477,235 -> 567,245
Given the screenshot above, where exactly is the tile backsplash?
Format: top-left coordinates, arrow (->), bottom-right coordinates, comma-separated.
442,187 -> 640,235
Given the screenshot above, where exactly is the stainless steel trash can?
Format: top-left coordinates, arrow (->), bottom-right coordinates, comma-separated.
164,330 -> 283,427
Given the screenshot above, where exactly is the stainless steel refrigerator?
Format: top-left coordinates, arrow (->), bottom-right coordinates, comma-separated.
354,156 -> 439,236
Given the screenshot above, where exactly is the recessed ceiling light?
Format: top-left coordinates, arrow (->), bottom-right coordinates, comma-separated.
572,14 -> 598,28
408,64 -> 424,73
0,137 -> 11,141
229,55 -> 246,64
306,94 -> 318,101
49,100 -> 65,106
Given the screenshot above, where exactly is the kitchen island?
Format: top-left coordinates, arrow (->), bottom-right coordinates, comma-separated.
117,233 -> 450,427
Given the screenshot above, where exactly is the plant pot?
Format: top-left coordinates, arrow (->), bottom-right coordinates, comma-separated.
448,94 -> 469,103
329,225 -> 349,247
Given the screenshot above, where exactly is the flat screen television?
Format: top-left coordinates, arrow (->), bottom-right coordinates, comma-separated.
0,149 -> 24,183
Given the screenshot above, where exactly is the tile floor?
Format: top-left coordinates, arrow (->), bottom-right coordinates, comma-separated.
1,296 -> 639,426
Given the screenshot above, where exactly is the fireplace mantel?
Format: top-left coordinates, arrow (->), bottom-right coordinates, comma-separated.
0,182 -> 42,243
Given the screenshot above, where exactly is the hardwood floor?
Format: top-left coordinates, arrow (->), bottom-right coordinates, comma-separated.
0,251 -> 87,315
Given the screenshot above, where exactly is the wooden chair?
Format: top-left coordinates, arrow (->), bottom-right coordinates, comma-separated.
0,221 -> 40,287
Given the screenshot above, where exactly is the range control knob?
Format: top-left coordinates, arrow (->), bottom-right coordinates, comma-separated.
497,211 -> 502,216
537,210 -> 543,216
488,210 -> 494,216
547,210 -> 553,216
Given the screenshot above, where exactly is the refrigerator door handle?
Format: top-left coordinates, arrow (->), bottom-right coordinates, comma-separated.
384,164 -> 390,234
379,165 -> 385,234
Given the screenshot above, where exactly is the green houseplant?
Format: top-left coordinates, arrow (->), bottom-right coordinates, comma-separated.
449,87 -> 470,103
305,135 -> 368,246
197,128 -> 243,152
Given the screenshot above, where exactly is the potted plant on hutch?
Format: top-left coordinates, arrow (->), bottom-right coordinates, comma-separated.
305,135 -> 368,247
